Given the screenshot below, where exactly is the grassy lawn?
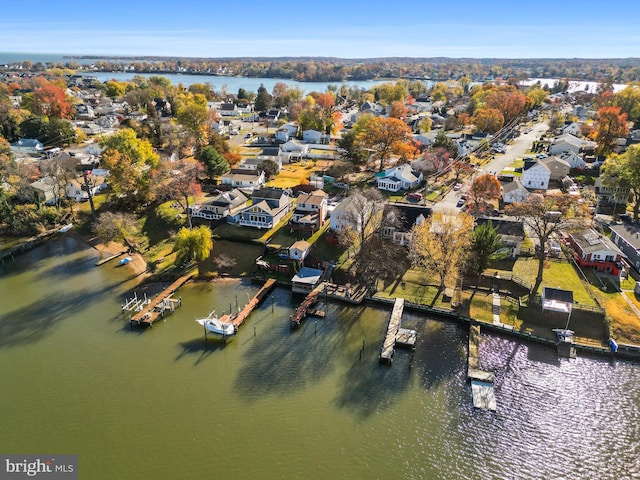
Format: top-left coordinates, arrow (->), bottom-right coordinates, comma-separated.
268,163 -> 317,188
198,239 -> 263,277
212,223 -> 264,242
493,257 -> 598,306
375,268 -> 455,309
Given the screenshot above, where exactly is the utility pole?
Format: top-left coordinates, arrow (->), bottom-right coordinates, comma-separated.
82,169 -> 97,224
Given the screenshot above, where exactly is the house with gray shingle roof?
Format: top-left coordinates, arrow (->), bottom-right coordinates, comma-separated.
376,164 -> 423,192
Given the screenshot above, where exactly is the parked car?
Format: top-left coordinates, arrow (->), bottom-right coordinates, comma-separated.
407,192 -> 422,201
456,198 -> 465,208
453,183 -> 462,191
334,182 -> 350,190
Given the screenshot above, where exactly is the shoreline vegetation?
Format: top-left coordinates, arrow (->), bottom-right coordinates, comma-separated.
4,55 -> 640,83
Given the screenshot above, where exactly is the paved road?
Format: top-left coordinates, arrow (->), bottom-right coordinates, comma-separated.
433,121 -> 549,212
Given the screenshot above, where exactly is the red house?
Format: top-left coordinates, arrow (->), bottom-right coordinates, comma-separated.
568,229 -> 625,275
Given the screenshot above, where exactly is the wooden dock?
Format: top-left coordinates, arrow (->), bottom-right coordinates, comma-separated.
290,282 -> 325,328
379,298 -> 405,364
96,250 -> 128,266
218,278 -> 276,329
128,273 -> 193,327
467,324 -> 496,411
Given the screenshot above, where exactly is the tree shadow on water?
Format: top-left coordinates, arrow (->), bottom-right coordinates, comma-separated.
0,286 -> 117,348
234,304 -> 367,401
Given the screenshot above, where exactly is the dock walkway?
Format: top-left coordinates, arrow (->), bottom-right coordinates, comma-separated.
219,278 -> 276,329
467,324 -> 496,411
380,298 -> 407,364
290,282 -> 325,328
129,273 -> 193,327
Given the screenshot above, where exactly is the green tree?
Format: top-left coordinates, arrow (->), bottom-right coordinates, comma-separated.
176,93 -> 210,141
196,146 -> 229,178
601,144 -> 640,219
254,84 -> 271,113
467,220 -> 505,286
613,84 -> 640,124
95,212 -> 142,252
173,225 -> 213,264
104,80 -> 127,98
257,159 -> 279,180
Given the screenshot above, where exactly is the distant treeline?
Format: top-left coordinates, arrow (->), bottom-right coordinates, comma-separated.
13,56 -> 640,83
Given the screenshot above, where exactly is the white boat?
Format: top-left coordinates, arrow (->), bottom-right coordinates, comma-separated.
196,311 -> 237,337
58,223 -> 73,233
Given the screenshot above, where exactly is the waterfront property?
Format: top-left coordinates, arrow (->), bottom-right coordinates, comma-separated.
379,298 -> 417,364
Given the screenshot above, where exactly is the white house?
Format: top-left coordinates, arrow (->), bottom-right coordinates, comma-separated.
288,240 -> 311,262
502,180 -> 530,204
330,193 -> 368,232
237,157 -> 282,173
549,133 -> 583,156
281,139 -> 309,155
10,138 -> 44,155
28,177 -> 58,205
190,189 -> 248,220
221,170 -> 266,191
65,177 -> 106,202
562,122 -> 582,137
522,161 -> 551,190
275,124 -> 298,142
303,130 -> 326,144
375,164 -> 423,192
560,151 -> 587,169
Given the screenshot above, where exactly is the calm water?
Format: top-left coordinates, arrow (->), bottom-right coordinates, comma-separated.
88,71 -> 391,95
0,236 -> 639,479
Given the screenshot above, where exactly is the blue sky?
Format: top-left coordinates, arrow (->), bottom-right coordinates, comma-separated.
2,0 -> 639,59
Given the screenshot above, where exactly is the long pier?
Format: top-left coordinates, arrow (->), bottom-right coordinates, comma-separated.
128,273 -> 194,327
379,298 -> 418,364
290,282 -> 325,328
219,278 -> 276,329
467,324 -> 496,411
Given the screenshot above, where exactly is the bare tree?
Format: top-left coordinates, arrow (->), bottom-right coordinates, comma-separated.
506,194 -> 588,294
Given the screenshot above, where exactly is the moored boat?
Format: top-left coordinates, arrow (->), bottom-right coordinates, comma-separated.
196,311 -> 237,337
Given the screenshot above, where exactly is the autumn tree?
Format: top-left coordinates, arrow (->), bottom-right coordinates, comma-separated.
505,194 -> 587,294
469,174 -> 502,213
409,210 -> 473,299
595,106 -> 629,156
484,85 -> 528,123
0,135 -> 15,184
95,212 -> 142,252
355,117 -> 415,172
431,131 -> 459,158
613,83 -> 640,124
156,159 -> 205,228
471,107 -> 504,134
21,83 -> 74,119
257,159 -> 279,180
389,101 -> 408,119
173,225 -> 213,265
601,144 -> 640,219
104,80 -> 127,98
337,114 -> 373,165
100,128 -> 159,207
176,93 -> 210,143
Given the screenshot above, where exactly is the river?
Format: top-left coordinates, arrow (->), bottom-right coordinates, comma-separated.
0,236 -> 638,479
87,71 -> 396,95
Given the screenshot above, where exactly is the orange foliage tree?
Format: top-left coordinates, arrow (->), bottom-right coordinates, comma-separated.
471,107 -> 504,134
355,117 -> 416,172
595,106 -> 629,155
469,173 -> 501,212
22,83 -> 74,119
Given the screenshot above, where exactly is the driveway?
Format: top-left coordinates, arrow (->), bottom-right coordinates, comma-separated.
433,121 -> 548,213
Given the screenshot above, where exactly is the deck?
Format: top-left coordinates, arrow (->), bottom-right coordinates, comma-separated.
471,380 -> 497,411
128,273 -> 193,327
219,278 -> 276,329
379,298 -> 405,364
290,282 -> 325,328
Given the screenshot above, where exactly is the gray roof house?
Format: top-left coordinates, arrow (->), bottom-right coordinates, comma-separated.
610,223 -> 640,271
